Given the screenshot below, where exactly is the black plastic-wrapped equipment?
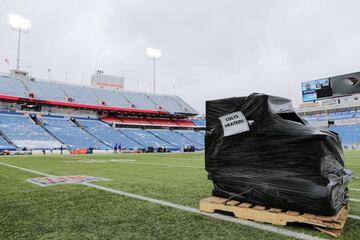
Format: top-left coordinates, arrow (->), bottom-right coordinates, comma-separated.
205,93 -> 353,216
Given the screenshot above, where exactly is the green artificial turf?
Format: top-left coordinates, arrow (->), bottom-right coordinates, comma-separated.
0,151 -> 359,239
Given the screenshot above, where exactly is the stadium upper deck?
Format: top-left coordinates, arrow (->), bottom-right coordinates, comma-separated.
0,74 -> 197,116
0,72 -> 205,152
297,93 -> 360,148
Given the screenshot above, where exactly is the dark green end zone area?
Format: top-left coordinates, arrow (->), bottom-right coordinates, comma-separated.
0,152 -> 359,239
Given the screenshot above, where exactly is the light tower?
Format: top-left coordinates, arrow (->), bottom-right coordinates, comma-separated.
146,47 -> 161,94
8,14 -> 32,70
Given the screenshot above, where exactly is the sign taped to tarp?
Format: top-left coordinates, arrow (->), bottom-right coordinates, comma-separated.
219,111 -> 249,137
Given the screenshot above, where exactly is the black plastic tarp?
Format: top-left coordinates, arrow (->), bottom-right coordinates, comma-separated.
205,93 -> 353,216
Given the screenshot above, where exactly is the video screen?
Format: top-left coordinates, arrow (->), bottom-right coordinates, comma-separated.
301,78 -> 332,102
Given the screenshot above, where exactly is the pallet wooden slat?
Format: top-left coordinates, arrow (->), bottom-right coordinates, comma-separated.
268,208 -> 283,213
226,200 -> 240,206
199,196 -> 349,237
238,203 -> 252,208
253,206 -> 267,211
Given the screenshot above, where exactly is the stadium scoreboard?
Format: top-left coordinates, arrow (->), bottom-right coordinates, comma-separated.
302,78 -> 332,102
302,71 -> 360,102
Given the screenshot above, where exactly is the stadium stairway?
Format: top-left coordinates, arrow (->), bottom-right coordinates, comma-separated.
30,115 -> 66,147
175,130 -> 205,148
39,116 -> 111,150
75,119 -> 144,150
71,118 -> 112,149
147,129 -> 203,150
118,128 -> 179,151
0,113 -> 63,150
0,130 -> 17,150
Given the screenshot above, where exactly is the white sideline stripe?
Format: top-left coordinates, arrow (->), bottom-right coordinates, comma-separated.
350,198 -> 360,202
0,161 -> 324,240
0,162 -> 54,177
349,214 -> 360,220
51,156 -> 203,169
84,182 -> 324,240
63,159 -> 137,163
350,188 -> 360,192
80,160 -> 203,169
48,156 -> 204,169
104,161 -> 204,169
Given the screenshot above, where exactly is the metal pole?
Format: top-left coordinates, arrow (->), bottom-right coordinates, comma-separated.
16,29 -> 21,70
153,57 -> 156,94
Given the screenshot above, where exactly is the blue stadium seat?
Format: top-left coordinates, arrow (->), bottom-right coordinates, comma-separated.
170,96 -> 198,114
192,119 -> 206,126
340,112 -> 355,119
0,113 -> 62,149
0,76 -> 198,115
77,119 -> 144,149
175,130 -> 204,147
118,128 -> 178,150
329,125 -> 360,145
41,117 -> 110,150
148,95 -> 185,113
0,135 -> 16,151
120,92 -> 158,110
91,88 -> 131,108
148,129 -> 203,150
60,84 -> 100,105
304,115 -> 317,121
0,76 -> 27,97
304,112 -> 356,122
24,80 -> 67,101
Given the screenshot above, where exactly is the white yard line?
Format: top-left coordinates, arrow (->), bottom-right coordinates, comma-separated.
107,161 -> 204,169
72,160 -> 204,169
50,156 -> 203,169
105,161 -> 204,169
350,188 -> 360,192
0,162 -> 54,177
155,157 -> 203,161
63,159 -> 137,163
85,182 -> 325,240
350,198 -> 360,203
0,161 -> 325,240
49,155 -> 204,169
349,214 -> 360,220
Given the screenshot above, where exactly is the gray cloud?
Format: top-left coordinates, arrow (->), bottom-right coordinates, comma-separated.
1,0 -> 360,114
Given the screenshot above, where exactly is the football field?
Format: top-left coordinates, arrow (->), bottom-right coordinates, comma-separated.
0,151 -> 359,239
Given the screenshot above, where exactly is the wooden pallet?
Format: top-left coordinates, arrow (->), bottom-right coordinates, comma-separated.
199,197 -> 349,237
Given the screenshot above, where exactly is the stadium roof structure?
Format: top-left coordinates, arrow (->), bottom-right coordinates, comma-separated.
0,74 -> 197,117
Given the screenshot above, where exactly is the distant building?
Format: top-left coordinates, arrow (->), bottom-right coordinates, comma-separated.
91,70 -> 124,91
10,69 -> 29,81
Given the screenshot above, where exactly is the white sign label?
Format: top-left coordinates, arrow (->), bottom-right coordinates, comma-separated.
219,111 -> 249,137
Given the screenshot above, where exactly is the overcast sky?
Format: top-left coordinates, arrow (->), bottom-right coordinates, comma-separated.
1,0 -> 360,114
